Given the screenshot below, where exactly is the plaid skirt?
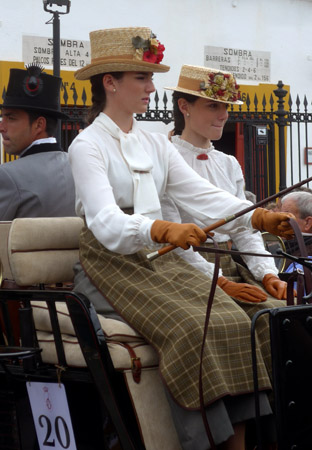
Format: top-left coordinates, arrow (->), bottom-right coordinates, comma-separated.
79,226 -> 274,410
199,242 -> 286,375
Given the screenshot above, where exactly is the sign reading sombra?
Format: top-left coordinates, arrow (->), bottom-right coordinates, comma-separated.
22,35 -> 91,70
204,46 -> 271,82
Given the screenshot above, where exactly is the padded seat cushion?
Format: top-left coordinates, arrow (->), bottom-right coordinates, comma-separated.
32,301 -> 158,369
32,301 -> 144,342
8,217 -> 84,286
36,331 -> 158,369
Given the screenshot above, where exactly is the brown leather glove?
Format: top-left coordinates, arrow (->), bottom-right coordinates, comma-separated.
217,276 -> 267,303
262,273 -> 287,300
151,220 -> 207,250
251,208 -> 295,239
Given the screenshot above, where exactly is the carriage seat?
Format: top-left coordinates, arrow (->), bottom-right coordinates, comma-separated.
2,216 -> 181,450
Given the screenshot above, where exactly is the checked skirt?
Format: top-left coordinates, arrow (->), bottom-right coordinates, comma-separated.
79,226 -> 275,410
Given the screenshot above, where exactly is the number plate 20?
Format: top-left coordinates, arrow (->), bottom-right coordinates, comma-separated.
27,382 -> 77,450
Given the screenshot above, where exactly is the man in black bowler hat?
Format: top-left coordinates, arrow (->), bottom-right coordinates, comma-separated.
0,65 -> 76,219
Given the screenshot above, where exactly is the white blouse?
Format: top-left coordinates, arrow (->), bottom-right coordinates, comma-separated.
165,136 -> 278,280
68,113 -> 255,256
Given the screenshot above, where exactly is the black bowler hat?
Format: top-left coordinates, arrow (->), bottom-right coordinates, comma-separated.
0,65 -> 68,119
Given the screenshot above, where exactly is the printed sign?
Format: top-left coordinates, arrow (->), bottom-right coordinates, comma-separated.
256,126 -> 268,145
27,382 -> 77,450
305,147 -> 312,165
23,35 -> 90,70
204,46 -> 271,82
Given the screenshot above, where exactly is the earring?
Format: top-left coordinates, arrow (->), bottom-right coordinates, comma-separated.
113,88 -> 116,93
186,113 -> 190,117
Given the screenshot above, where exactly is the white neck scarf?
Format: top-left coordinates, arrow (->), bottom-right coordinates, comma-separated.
96,113 -> 162,220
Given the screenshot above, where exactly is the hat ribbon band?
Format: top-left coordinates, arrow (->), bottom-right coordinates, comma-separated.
177,75 -> 203,92
91,54 -> 140,63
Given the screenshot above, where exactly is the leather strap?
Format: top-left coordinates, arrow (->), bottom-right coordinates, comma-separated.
286,269 -> 305,305
0,279 -> 74,291
197,236 -> 220,450
115,341 -> 142,384
287,218 -> 312,303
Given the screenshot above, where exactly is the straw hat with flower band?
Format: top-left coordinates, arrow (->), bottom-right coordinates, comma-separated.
166,64 -> 243,105
75,27 -> 170,80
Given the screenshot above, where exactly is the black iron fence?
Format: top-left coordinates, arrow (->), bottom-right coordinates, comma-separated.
287,94 -> 312,188
2,80 -> 311,202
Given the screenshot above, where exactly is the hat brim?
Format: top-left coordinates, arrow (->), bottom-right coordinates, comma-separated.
165,86 -> 243,105
0,103 -> 69,119
75,59 -> 170,80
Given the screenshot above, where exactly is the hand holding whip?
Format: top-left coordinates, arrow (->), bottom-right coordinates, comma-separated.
146,174 -> 312,261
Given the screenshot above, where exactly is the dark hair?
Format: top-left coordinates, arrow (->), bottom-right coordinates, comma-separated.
172,91 -> 198,135
87,72 -> 124,125
27,111 -> 58,137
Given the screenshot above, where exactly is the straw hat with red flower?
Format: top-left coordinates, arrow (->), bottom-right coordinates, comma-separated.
75,27 -> 170,80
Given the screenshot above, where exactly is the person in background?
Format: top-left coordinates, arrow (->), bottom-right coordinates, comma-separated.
266,186 -> 312,212
280,191 -> 312,233
69,27 -> 294,450
281,191 -> 312,275
0,65 -> 76,219
163,64 -> 287,301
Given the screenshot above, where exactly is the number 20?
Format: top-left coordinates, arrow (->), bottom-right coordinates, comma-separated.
39,415 -> 70,448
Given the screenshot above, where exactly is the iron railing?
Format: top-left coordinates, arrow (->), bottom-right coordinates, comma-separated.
2,80 -> 311,200
287,94 -> 312,188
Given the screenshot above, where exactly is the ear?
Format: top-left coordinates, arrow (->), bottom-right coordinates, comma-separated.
177,98 -> 190,116
304,216 -> 312,233
102,74 -> 116,93
33,116 -> 47,137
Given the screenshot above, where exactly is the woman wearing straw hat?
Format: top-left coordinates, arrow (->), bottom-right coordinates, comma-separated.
163,64 -> 288,302
69,27 -> 292,449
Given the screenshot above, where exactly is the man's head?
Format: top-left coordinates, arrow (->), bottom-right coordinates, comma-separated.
280,191 -> 312,233
0,65 -> 66,155
0,108 -> 58,155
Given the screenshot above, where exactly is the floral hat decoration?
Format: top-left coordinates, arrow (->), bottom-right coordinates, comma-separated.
165,64 -> 243,105
75,27 -> 169,80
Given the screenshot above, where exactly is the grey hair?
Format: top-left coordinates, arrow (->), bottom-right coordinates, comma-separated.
281,191 -> 312,219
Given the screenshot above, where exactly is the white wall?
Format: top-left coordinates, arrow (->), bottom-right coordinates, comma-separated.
2,0 -> 312,98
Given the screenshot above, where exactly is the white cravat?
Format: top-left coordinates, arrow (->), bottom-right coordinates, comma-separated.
95,113 -> 162,219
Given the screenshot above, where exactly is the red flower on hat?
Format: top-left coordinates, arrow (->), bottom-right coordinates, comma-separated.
156,43 -> 165,63
143,50 -> 158,63
143,40 -> 165,64
133,33 -> 165,65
